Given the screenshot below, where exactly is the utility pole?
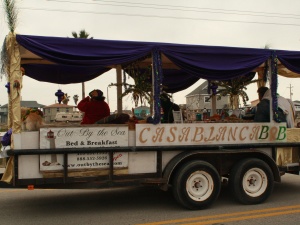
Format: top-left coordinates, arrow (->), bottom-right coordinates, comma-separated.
287,84 -> 293,100
82,82 -> 85,100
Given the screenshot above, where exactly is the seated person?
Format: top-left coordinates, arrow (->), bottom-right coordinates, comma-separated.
160,93 -> 180,123
254,87 -> 294,127
77,89 -> 110,124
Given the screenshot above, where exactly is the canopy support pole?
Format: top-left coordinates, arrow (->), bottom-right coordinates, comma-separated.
1,33 -> 22,183
211,95 -> 217,115
6,33 -> 22,135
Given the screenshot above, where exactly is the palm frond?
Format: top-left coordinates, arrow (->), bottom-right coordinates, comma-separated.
1,37 -> 8,78
1,0 -> 18,79
71,32 -> 78,38
72,29 -> 93,39
209,72 -> 261,108
3,0 -> 18,33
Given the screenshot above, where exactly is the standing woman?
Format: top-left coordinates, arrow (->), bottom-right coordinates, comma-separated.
77,89 -> 110,124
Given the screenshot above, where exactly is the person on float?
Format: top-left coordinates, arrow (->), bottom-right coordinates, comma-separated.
254,87 -> 295,127
77,89 -> 110,124
160,92 -> 180,123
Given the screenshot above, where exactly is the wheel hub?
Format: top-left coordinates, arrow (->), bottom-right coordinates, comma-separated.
194,181 -> 202,188
248,177 -> 256,186
186,171 -> 214,201
242,168 -> 268,197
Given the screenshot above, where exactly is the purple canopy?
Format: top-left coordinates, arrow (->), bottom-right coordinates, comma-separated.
16,34 -> 298,92
11,34 -> 300,123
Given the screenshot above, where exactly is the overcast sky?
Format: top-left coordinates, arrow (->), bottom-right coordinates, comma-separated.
1,0 -> 300,111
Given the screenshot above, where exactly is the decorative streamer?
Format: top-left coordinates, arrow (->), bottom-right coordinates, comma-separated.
152,48 -> 163,124
263,60 -> 268,82
1,37 -> 8,79
271,51 -> 280,122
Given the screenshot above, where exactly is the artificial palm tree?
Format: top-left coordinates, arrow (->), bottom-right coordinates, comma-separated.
106,52 -> 156,108
210,72 -> 260,109
123,66 -> 152,107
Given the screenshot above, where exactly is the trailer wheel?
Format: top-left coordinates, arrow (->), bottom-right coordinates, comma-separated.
172,160 -> 221,210
229,158 -> 274,205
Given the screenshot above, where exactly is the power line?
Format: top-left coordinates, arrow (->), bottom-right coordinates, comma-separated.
287,84 -> 293,100
13,6 -> 300,27
47,0 -> 300,19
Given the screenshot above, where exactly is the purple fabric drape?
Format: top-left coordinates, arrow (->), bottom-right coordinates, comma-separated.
160,44 -> 271,80
22,64 -> 110,84
125,68 -> 200,93
162,69 -> 200,93
17,35 -> 154,66
276,50 -> 300,74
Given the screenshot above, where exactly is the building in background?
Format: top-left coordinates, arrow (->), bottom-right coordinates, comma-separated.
43,103 -> 76,122
0,101 -> 44,125
185,81 -> 230,116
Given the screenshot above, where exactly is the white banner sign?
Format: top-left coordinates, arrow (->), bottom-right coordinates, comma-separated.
39,126 -> 128,171
135,123 -> 287,146
40,127 -> 128,149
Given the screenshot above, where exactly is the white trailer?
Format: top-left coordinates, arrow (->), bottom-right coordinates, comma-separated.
55,112 -> 83,123
1,33 -> 300,210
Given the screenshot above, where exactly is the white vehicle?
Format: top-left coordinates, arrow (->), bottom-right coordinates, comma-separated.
55,112 -> 83,123
1,34 -> 300,210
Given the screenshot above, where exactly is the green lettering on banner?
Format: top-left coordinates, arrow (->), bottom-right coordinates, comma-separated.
259,126 -> 269,140
277,126 -> 287,140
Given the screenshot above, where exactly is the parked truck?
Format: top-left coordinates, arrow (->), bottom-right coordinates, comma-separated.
1,33 -> 300,210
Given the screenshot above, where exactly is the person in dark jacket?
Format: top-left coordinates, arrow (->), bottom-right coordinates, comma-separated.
160,93 -> 180,123
77,89 -> 110,124
254,87 -> 287,124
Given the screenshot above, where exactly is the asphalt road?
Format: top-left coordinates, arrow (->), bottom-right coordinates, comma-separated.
0,173 -> 299,225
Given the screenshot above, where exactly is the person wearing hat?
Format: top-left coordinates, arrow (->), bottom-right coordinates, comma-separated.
77,89 -> 110,124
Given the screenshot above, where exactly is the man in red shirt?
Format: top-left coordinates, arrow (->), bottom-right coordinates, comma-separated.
77,89 -> 110,124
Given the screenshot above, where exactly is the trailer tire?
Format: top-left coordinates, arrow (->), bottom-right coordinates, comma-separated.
229,158 -> 274,205
172,160 -> 221,210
